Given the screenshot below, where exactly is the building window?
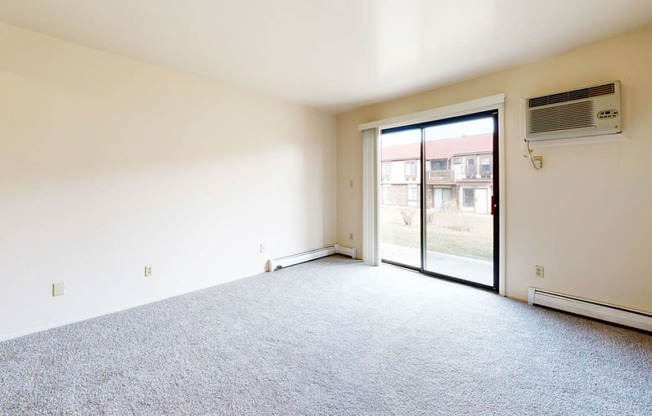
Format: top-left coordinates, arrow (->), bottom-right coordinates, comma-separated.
382,186 -> 391,204
408,186 -> 418,205
405,161 -> 417,180
434,188 -> 452,210
452,157 -> 463,164
481,159 -> 491,178
465,158 -> 476,179
382,162 -> 391,181
463,188 -> 475,208
430,159 -> 447,171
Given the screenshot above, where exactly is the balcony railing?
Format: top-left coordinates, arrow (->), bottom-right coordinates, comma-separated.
426,170 -> 455,183
464,165 -> 493,179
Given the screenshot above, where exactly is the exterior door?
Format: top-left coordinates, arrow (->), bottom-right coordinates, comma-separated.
475,189 -> 488,214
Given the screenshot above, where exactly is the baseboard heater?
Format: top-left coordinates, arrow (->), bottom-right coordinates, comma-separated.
528,288 -> 652,332
267,244 -> 357,272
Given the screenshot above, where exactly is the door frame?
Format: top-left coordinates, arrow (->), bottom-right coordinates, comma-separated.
381,110 -> 499,291
359,94 -> 506,295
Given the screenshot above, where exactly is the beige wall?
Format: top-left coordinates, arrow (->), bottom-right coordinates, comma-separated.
0,24 -> 337,340
337,25 -> 652,312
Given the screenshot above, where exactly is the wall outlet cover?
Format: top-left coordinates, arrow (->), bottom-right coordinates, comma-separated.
52,282 -> 65,297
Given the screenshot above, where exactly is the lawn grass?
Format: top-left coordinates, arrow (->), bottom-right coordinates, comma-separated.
380,206 -> 493,261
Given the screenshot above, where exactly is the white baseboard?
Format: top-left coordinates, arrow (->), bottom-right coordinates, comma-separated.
334,243 -> 357,258
268,244 -> 357,272
528,288 -> 652,332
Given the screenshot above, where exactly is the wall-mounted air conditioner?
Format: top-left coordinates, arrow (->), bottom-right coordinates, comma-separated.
525,81 -> 621,142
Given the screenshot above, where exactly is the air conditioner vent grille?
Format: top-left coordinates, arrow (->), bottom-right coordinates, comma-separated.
528,83 -> 615,108
528,100 -> 595,134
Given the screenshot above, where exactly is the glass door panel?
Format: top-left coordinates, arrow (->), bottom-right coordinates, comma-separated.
423,117 -> 495,286
380,128 -> 421,268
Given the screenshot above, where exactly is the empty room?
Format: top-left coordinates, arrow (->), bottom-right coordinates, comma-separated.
1,1 -> 651,415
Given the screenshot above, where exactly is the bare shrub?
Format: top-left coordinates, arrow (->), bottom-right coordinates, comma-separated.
426,208 -> 436,224
399,207 -> 416,226
450,216 -> 471,232
443,200 -> 471,232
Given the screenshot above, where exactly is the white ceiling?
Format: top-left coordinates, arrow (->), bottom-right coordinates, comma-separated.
1,1 -> 652,113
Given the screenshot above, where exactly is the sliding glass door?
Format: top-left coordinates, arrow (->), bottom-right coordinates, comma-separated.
380,111 -> 499,290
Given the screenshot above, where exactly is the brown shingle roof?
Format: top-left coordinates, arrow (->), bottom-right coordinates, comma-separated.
381,133 -> 492,161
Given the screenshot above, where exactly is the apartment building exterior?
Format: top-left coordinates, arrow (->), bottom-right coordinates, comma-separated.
381,133 -> 493,214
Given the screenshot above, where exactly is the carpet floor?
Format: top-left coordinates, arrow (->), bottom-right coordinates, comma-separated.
1,256 -> 651,415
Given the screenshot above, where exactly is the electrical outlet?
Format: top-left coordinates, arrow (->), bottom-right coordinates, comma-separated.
349,232 -> 354,241
260,243 -> 265,254
144,265 -> 153,278
52,282 -> 65,297
535,265 -> 544,278
533,156 -> 544,168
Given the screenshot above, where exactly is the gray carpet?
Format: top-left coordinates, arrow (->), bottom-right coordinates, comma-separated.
1,256 -> 651,415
